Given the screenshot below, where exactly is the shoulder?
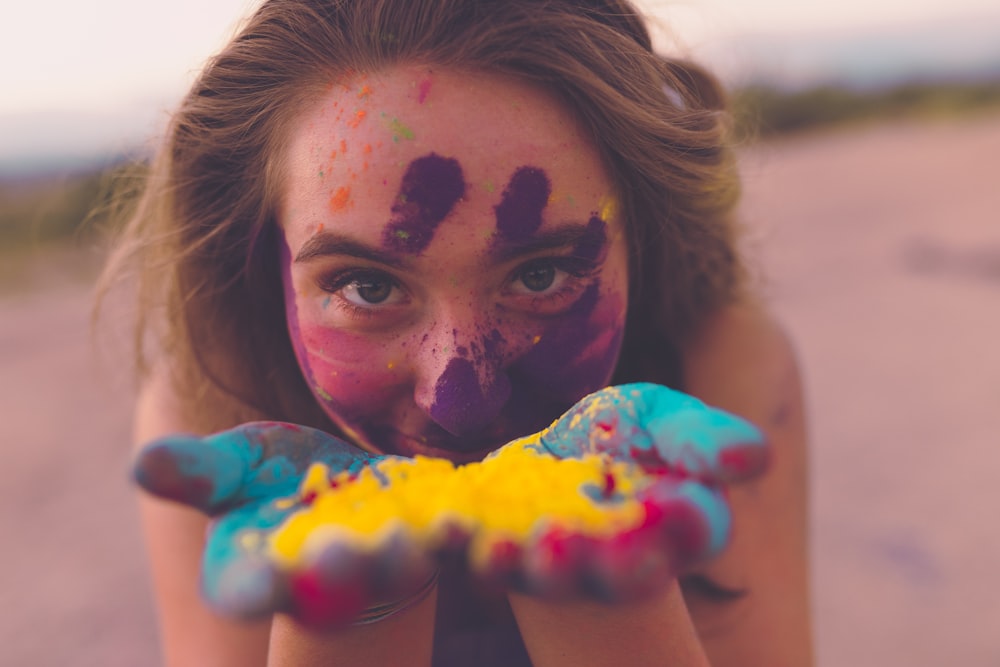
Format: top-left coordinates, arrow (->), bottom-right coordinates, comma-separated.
679,299 -> 814,666
682,298 -> 802,424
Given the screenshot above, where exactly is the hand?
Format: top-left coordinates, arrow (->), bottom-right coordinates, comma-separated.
132,423 -> 436,626
133,383 -> 767,625
482,382 -> 769,601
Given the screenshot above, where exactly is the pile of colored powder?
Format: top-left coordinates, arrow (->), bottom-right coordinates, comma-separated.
267,435 -> 652,570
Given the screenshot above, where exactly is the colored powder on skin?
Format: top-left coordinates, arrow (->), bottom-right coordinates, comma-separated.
329,186 -> 352,212
347,109 -> 367,128
383,114 -> 415,142
381,153 -> 466,254
598,194 -> 618,222
494,166 -> 551,243
509,282 -> 623,405
571,216 -> 608,263
358,84 -> 372,99
417,76 -> 433,104
431,357 -> 512,439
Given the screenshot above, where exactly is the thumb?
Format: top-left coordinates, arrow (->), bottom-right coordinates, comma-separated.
132,428 -> 297,514
133,422 -> 377,514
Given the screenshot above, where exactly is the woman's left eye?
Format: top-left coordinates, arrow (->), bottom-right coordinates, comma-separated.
509,258 -> 593,299
518,264 -> 558,292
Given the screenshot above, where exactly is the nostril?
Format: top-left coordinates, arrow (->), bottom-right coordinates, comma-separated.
429,357 -> 511,440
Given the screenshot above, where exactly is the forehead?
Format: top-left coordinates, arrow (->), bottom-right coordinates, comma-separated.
280,66 -> 613,234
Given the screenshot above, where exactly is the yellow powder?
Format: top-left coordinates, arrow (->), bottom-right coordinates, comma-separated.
267,436 -> 651,571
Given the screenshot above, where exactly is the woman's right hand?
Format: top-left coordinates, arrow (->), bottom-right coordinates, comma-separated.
132,422 -> 436,627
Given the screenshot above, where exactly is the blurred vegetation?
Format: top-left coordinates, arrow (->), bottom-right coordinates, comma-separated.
0,161 -> 145,289
1,77 -> 999,289
732,78 -> 1000,139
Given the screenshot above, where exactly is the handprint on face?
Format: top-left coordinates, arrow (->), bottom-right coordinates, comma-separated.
284,151 -> 628,459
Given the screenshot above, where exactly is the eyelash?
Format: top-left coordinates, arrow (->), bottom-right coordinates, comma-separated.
317,269 -> 405,320
315,255 -> 599,320
508,256 -> 597,304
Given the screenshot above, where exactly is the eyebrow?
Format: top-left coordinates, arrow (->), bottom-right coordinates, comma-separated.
294,231 -> 406,266
492,223 -> 604,263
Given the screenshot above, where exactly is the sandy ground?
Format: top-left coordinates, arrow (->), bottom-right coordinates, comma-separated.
2,113 -> 999,666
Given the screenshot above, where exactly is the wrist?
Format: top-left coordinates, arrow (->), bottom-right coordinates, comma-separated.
351,569 -> 440,626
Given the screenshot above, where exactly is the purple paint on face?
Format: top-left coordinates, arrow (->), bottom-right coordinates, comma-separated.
506,281 -> 624,425
573,215 -> 609,262
430,357 -> 512,439
494,166 -> 551,243
279,235 -> 319,390
382,153 -> 465,254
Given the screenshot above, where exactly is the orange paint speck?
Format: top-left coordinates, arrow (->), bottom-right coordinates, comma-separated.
340,139 -> 347,153
347,109 -> 367,128
329,186 -> 351,212
363,143 -> 372,154
358,85 -> 372,99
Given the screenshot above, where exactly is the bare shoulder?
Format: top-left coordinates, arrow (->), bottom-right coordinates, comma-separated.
134,368 -> 272,667
681,300 -> 814,666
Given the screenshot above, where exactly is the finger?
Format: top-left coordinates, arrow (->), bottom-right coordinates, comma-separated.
287,542 -> 371,627
643,479 -> 732,567
583,528 -> 674,603
200,506 -> 292,619
520,527 -> 595,600
132,422 -> 375,514
538,383 -> 768,484
625,383 -> 769,483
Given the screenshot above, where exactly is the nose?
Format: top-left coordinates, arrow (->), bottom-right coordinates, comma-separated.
413,322 -> 512,438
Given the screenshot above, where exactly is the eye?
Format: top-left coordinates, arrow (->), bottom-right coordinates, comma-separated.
343,276 -> 394,305
319,269 -> 406,308
519,264 -> 557,292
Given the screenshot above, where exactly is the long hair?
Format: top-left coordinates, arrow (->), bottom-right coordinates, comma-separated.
98,0 -> 744,433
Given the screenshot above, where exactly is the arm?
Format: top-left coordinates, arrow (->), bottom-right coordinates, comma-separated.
134,370 -> 271,666
507,301 -> 812,666
681,301 -> 813,666
134,370 -> 438,667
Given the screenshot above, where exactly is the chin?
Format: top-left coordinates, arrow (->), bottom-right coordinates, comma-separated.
344,421 -> 526,465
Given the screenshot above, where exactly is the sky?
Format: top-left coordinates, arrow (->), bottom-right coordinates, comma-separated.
3,0 -> 1000,169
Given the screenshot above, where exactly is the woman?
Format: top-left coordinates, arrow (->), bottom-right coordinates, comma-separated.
102,0 -> 812,664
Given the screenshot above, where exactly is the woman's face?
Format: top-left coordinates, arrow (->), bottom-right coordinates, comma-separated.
279,66 -> 629,462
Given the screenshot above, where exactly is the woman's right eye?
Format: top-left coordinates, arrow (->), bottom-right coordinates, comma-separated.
319,270 -> 405,308
343,276 -> 394,305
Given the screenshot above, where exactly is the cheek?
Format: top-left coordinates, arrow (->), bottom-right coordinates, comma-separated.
509,281 -> 627,403
293,320 -> 401,419
280,238 -> 399,421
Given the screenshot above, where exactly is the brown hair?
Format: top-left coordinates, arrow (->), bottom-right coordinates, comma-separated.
99,0 -> 745,433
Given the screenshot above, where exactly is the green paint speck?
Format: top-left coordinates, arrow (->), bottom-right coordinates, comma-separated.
316,386 -> 334,401
389,117 -> 414,142
484,180 -> 495,193
394,230 -> 410,240
322,295 -> 331,309
566,194 -> 576,206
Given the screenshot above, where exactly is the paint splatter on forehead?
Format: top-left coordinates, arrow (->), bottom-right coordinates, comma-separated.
494,167 -> 551,243
382,153 -> 465,254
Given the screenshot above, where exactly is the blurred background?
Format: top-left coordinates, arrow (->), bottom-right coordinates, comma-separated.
2,1 -> 998,664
